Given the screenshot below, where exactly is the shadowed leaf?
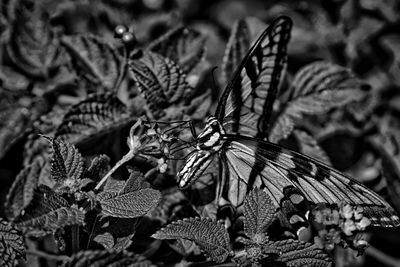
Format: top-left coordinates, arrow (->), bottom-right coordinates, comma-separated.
293,129 -> 331,165
0,218 -> 25,265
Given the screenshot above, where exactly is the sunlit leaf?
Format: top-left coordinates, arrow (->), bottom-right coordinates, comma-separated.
129,51 -> 192,119
148,26 -> 206,73
0,218 -> 25,266
5,160 -> 42,221
61,34 -> 124,92
244,188 -> 275,239
55,93 -> 134,144
152,217 -> 231,263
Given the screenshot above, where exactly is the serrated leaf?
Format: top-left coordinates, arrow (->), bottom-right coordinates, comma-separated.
6,0 -> 63,78
99,188 -> 161,218
270,61 -> 366,143
270,239 -> 332,267
55,93 -> 134,144
152,217 -> 231,263
45,136 -> 84,191
148,26 -> 206,73
62,249 -> 152,267
15,185 -> 84,236
293,129 -> 331,165
129,51 -> 192,119
244,188 -> 275,239
5,160 -> 41,221
61,34 -> 124,92
85,154 -> 111,182
0,218 -> 25,265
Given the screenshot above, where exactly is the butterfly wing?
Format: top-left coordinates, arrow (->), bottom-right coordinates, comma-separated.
216,16 -> 292,139
220,135 -> 400,227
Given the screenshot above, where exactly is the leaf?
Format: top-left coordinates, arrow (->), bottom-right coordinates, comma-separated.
148,26 -> 206,73
55,93 -> 134,144
221,18 -> 250,86
129,51 -> 192,119
152,217 -> 231,263
15,185 -> 84,236
293,129 -> 331,165
61,34 -> 124,92
98,171 -> 160,218
269,239 -> 332,267
270,61 -> 367,143
6,0 -> 63,78
0,218 -> 25,265
243,188 -> 275,239
62,250 -> 152,267
84,154 -> 111,181
45,136 -> 84,191
5,160 -> 41,221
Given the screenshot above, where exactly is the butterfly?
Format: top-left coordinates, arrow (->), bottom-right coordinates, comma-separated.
176,16 -> 400,227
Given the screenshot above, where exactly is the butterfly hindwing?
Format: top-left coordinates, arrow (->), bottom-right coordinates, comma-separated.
216,16 -> 292,139
221,136 -> 400,227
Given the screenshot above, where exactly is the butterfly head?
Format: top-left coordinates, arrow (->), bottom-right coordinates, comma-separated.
195,116 -> 226,151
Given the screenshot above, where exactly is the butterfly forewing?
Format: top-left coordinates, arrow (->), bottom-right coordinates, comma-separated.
216,16 -> 292,139
221,136 -> 400,227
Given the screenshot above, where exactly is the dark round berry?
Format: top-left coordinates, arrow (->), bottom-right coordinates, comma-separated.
122,31 -> 137,49
114,25 -> 128,39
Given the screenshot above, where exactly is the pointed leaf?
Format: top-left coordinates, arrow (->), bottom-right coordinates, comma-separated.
244,188 -> 275,238
61,34 -> 124,91
5,160 -> 41,221
99,188 -> 161,218
293,129 -> 331,165
270,61 -> 367,142
152,217 -> 231,263
45,137 -> 84,191
15,185 -> 84,236
270,239 -> 332,267
129,51 -> 192,119
85,154 -> 111,182
0,218 -> 25,264
6,1 -> 63,78
148,26 -> 206,73
55,93 -> 134,144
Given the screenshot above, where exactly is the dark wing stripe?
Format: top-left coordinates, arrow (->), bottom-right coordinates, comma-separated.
221,136 -> 399,226
217,16 -> 292,139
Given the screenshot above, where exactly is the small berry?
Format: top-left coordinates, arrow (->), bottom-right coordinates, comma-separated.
122,31 -> 137,49
114,25 -> 128,39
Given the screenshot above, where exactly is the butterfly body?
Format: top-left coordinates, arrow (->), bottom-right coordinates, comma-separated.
176,16 -> 400,227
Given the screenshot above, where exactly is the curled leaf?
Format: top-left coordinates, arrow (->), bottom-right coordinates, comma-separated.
152,217 -> 231,263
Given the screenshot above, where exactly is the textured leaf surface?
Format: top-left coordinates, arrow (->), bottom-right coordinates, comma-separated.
129,51 -> 192,119
55,93 -> 133,144
270,61 -> 366,142
6,1 -> 62,77
84,154 -> 111,181
46,137 -> 84,190
148,26 -> 206,73
243,188 -> 275,238
152,217 -> 231,263
5,160 -> 41,221
61,34 -> 124,91
62,249 -> 152,267
15,185 -> 84,235
0,218 -> 25,265
271,239 -> 332,267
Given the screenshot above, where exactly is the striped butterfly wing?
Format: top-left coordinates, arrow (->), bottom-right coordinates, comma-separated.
221,135 -> 400,227
216,16 -> 292,139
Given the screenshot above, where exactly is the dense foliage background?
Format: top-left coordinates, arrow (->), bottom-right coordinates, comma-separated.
1,0 -> 400,266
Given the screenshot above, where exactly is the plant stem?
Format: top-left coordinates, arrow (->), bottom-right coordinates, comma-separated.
366,246 -> 400,267
95,150 -> 136,191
